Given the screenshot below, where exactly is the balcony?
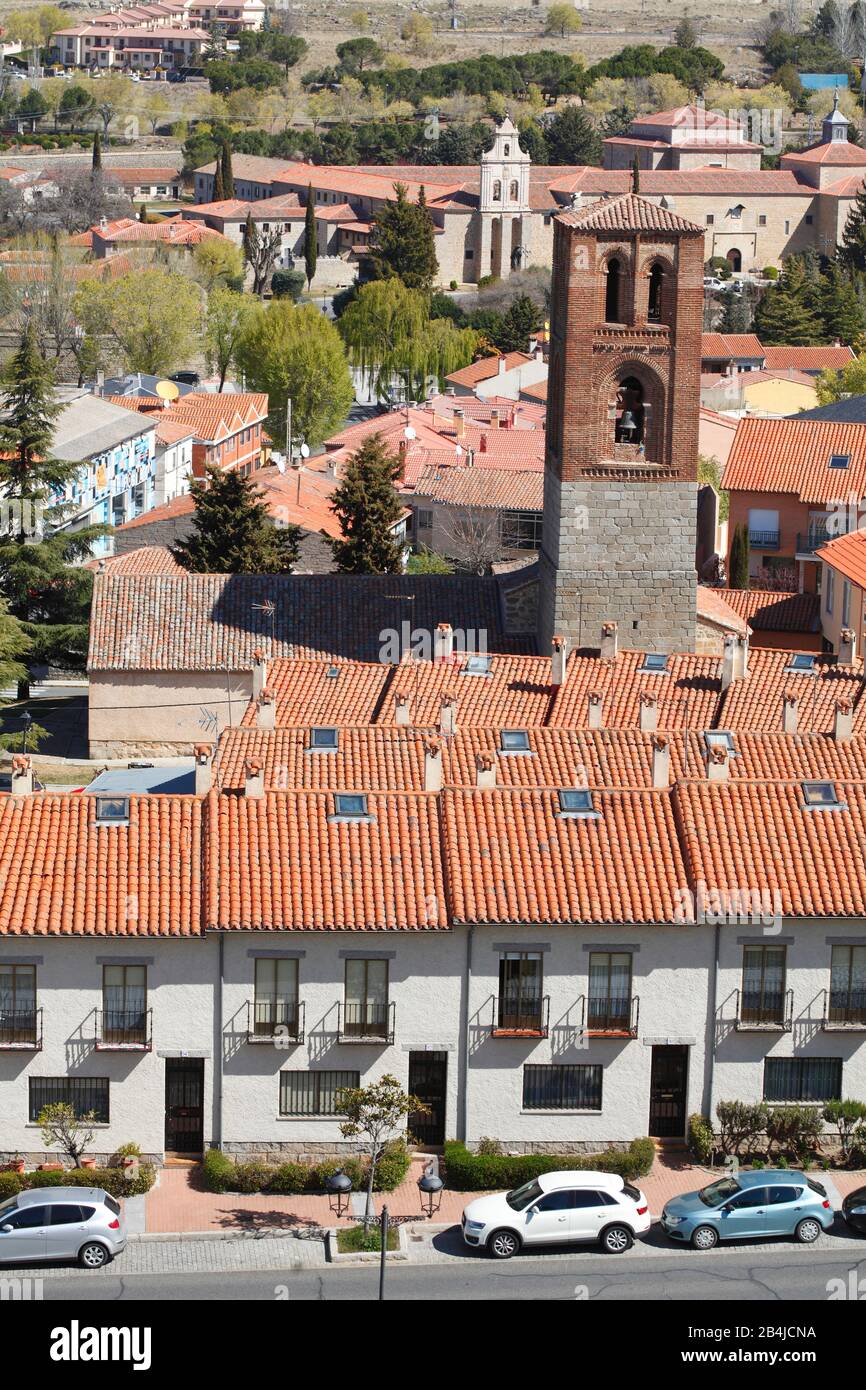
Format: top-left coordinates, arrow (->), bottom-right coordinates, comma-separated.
796,528 -> 830,558
491,995 -> 550,1038
337,1001 -> 395,1045
584,995 -> 640,1038
748,529 -> 780,550
246,998 -> 305,1045
0,1007 -> 42,1051
94,1008 -> 152,1051
821,989 -> 866,1031
735,989 -> 793,1032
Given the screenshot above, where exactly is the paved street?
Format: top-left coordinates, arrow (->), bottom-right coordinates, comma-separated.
22,1245 -> 866,1301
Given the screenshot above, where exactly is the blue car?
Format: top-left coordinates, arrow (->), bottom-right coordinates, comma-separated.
661,1170 -> 834,1250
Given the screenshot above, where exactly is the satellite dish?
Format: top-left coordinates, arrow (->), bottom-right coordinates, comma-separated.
155,379 -> 180,403
275,455 -> 286,474
299,443 -> 310,458
404,425 -> 416,440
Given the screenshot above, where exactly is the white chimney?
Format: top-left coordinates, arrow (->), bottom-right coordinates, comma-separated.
252,648 -> 268,699
706,743 -> 730,783
475,751 -> 496,789
651,733 -> 670,789
10,754 -> 33,796
194,742 -> 213,795
423,735 -> 442,792
394,689 -> 412,726
497,356 -> 507,376
551,633 -> 568,688
735,632 -> 750,680
244,757 -> 265,799
639,692 -> 658,733
256,687 -> 275,731
839,628 -> 856,666
834,697 -> 854,742
720,633 -> 736,692
588,690 -> 603,730
600,621 -> 618,662
440,692 -> 457,736
434,623 -> 454,664
782,691 -> 798,736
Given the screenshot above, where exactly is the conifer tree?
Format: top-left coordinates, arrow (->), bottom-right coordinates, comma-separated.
631,152 -> 640,193
496,294 -> 543,352
220,139 -> 234,199
839,185 -> 866,275
369,182 -> 438,292
92,130 -> 102,172
304,184 -> 317,288
753,257 -> 825,345
822,262 -> 865,346
172,466 -> 301,573
328,434 -> 405,574
728,523 -> 750,590
213,159 -> 226,203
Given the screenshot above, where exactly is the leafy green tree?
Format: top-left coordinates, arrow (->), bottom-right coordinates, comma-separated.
338,278 -> 479,400
753,257 -> 826,345
304,185 -> 317,289
235,299 -> 354,446
369,182 -> 438,291
0,595 -> 29,695
336,38 -> 383,72
58,84 -> 95,131
328,435 -> 407,575
172,466 -> 301,573
728,523 -> 750,590
0,327 -> 105,695
544,104 -> 603,165
545,4 -> 582,37
407,547 -> 453,573
74,268 -> 203,377
816,351 -> 866,403
336,1074 -> 426,1232
204,287 -> 254,391
270,268 -> 305,301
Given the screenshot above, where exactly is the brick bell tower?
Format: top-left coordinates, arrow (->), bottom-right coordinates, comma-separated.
537,193 -> 704,654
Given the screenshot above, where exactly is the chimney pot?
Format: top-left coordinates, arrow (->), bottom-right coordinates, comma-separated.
736,632 -> 750,679
782,690 -> 798,736
706,743 -> 730,782
479,432 -> 488,452
423,734 -> 442,792
839,628 -> 856,665
475,751 -> 496,789
10,754 -> 33,796
587,690 -> 603,730
394,689 -> 412,726
600,621 -> 618,662
651,732 -> 670,789
551,633 -> 568,688
834,697 -> 854,742
244,757 -> 265,799
256,687 -> 275,731
639,692 -> 658,733
453,408 -> 465,439
720,633 -> 736,691
194,742 -> 213,795
251,649 -> 268,699
490,409 -> 500,429
440,691 -> 457,736
434,622 -> 454,664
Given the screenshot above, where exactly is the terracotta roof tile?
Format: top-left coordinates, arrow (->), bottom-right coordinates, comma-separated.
723,417 -> 866,503
815,528 -> 866,590
719,647 -> 866,733
556,192 -> 704,234
762,345 -> 855,371
239,659 -> 391,727
713,588 -> 821,633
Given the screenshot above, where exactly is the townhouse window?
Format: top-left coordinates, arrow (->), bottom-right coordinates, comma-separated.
497,952 -> 544,1031
842,579 -> 851,627
253,957 -> 298,1037
740,945 -> 786,1025
588,952 -> 633,1031
279,1070 -> 359,1117
0,963 -> 36,1045
805,214 -> 813,225
502,509 -> 543,549
523,1064 -> 602,1111
748,507 -> 779,549
343,958 -> 389,1039
828,945 -> 866,1025
417,508 -> 433,530
763,1057 -> 842,1102
825,567 -> 834,615
102,964 -> 147,1045
758,214 -> 767,226
29,1077 -> 109,1123
705,214 -> 714,226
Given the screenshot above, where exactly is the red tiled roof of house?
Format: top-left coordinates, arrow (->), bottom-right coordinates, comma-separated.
0,794 -> 202,937
701,333 -> 764,360
411,465 -> 543,511
445,352 -> 536,388
781,141 -> 866,167
240,659 -> 391,727
815,528 -> 866,590
556,192 -> 703,234
722,417 -> 866,502
761,345 -> 855,371
713,588 -> 821,633
718,647 -> 866,733
548,167 -> 810,197
207,790 -> 447,931
696,586 -> 750,636
520,379 -> 548,403
548,650 -> 724,732
83,545 -> 186,576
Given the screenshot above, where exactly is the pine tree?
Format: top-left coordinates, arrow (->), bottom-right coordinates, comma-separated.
728,523 -> 750,590
171,466 -> 301,573
213,159 -> 226,203
328,434 -> 405,574
496,294 -> 542,352
220,140 -> 234,199
822,261 -> 865,346
840,185 -> 866,275
369,182 -> 438,292
304,184 -> 317,288
92,130 -> 102,172
631,152 -> 640,194
0,325 -> 107,696
753,257 -> 825,345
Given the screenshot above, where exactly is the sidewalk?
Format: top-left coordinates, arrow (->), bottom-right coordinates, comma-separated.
143,1154 -> 866,1236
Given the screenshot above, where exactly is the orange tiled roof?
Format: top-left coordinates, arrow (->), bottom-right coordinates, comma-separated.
781,141 -> 866,167
815,528 -> 866,590
445,352 -> 536,388
701,332 -> 764,360
761,345 -> 855,371
548,649 -> 723,732
83,545 -> 186,576
722,416 -> 866,503
239,659 -> 391,727
412,464 -> 543,511
696,586 -> 750,636
718,647 -> 866,733
713,588 -> 820,633
556,192 -> 703,234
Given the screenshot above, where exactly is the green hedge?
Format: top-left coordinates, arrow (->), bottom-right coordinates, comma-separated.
0,1166 -> 155,1200
442,1138 -> 655,1191
202,1141 -> 411,1196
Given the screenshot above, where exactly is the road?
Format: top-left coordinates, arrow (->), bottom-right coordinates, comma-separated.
26,1247 -> 866,1301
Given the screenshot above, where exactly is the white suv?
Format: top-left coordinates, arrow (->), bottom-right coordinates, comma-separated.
462,1170 -> 650,1258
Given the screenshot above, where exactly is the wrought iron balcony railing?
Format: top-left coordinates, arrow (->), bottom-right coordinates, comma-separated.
0,1006 -> 42,1050
749,529 -> 780,550
94,1007 -> 152,1050
584,994 -> 640,1038
491,995 -> 550,1037
246,998 -> 305,1044
821,988 -> 866,1030
735,988 -> 793,1032
337,1001 -> 395,1044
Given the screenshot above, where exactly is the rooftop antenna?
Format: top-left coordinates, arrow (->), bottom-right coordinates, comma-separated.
252,599 -> 276,658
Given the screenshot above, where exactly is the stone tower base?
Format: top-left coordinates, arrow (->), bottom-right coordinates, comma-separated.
538,473 -> 698,654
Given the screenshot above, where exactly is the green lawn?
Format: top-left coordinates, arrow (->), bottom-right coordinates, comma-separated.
336,1223 -> 400,1254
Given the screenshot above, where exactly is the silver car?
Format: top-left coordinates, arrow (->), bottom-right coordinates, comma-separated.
0,1187 -> 127,1268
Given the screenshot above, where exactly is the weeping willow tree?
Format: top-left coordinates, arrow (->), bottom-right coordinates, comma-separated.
338,278 -> 480,401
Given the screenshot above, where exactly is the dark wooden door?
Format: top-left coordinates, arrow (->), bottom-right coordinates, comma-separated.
648,1045 -> 688,1139
408,1051 -> 447,1147
164,1058 -> 204,1154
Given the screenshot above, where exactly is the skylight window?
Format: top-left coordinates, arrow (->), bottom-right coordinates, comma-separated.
325,665 -> 341,679
829,454 -> 850,470
500,729 -> 531,753
705,730 -> 737,757
330,793 -> 373,821
802,781 -> 846,811
639,652 -> 669,674
557,788 -> 600,819
785,653 -> 817,675
94,795 -> 130,824
462,654 -> 492,676
309,727 -> 339,752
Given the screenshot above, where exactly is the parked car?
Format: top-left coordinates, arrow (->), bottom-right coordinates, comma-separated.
661,1170 -> 833,1250
842,1184 -> 866,1235
0,1188 -> 127,1268
167,71 -> 186,83
703,276 -> 729,293
462,1171 -> 651,1258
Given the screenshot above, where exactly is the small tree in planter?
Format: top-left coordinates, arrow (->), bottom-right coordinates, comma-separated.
822,1100 -> 866,1165
335,1074 -> 428,1233
38,1103 -> 97,1168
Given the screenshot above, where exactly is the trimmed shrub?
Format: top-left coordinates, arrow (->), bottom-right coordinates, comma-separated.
264,1162 -> 308,1195
716,1100 -> 769,1157
6,1166 -> 155,1197
762,266 -> 779,279
0,1172 -> 23,1199
766,1105 -> 823,1162
372,1139 -> 411,1191
308,1157 -> 364,1191
822,1100 -> 866,1164
441,1137 -> 655,1191
231,1161 -> 272,1194
688,1113 -> 715,1164
202,1148 -> 234,1194
201,1146 -> 407,1196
